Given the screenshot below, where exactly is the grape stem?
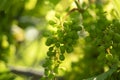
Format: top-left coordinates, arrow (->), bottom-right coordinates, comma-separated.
62,0 -> 86,23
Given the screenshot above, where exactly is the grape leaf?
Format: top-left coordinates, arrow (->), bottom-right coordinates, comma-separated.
83,66 -> 117,80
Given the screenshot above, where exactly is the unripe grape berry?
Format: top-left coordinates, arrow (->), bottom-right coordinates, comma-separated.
52,37 -> 58,43
53,66 -> 59,73
72,25 -> 82,31
47,51 -> 52,56
106,53 -> 113,62
48,73 -> 54,79
46,38 -> 53,46
44,68 -> 50,76
1,39 -> 9,48
66,45 -> 73,53
55,42 -> 60,47
47,51 -> 55,57
72,31 -> 79,39
57,30 -> 64,37
1,35 -> 9,48
59,55 -> 65,61
67,38 -> 73,44
49,47 -> 54,51
60,46 -> 65,54
66,32 -> 73,38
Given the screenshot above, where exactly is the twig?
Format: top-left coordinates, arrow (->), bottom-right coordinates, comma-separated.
9,66 -> 44,78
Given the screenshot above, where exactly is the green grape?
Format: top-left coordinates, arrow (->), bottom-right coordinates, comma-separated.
53,66 -> 59,73
65,32 -> 72,38
57,30 -> 64,37
1,39 -> 9,48
45,38 -> 53,46
48,73 -> 55,79
47,51 -> 52,56
59,54 -> 65,61
46,37 -> 58,46
106,53 -> 113,62
71,25 -> 82,31
65,45 -> 74,53
71,31 -> 79,39
55,42 -> 60,48
1,35 -> 9,48
47,60 -> 53,70
71,39 -> 77,45
43,30 -> 52,37
60,46 -> 65,54
67,38 -> 73,44
47,51 -> 56,57
52,37 -> 58,43
59,38 -> 64,44
49,47 -> 54,51
63,35 -> 68,43
66,31 -> 78,39
44,68 -> 50,76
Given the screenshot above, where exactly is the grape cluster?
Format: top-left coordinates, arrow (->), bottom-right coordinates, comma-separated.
42,12 -> 82,79
83,6 -> 120,68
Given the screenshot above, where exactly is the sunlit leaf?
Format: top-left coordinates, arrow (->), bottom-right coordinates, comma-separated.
112,0 -> 120,19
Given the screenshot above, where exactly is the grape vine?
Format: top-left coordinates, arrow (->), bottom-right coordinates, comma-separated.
42,0 -> 120,80
42,0 -> 86,79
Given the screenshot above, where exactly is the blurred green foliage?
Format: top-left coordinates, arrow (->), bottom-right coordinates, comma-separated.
0,0 -> 120,80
